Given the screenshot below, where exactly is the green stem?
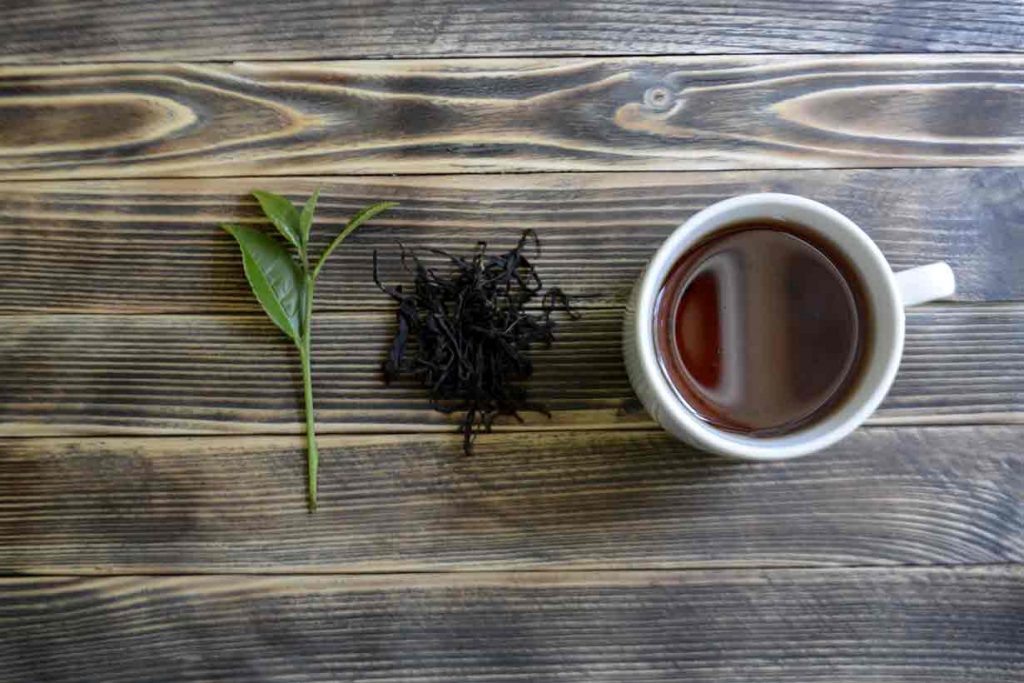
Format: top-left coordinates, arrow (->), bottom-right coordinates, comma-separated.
300,274 -> 318,512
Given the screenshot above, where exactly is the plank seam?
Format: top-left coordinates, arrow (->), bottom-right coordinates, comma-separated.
2,562 -> 1022,580
6,50 -> 1024,68
7,163 -> 1024,182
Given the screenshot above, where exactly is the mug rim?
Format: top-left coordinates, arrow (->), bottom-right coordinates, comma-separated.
633,193 -> 905,460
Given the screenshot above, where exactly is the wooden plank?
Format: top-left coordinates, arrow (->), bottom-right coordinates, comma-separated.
3,1 -> 1022,63
1,568 -> 1021,681
1,426 -> 1021,572
0,305 -> 1020,437
1,168 -> 1021,315
2,56 -> 1024,178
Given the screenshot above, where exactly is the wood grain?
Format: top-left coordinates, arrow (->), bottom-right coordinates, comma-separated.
2,167 -> 1022,315
3,56 -> 1024,178
1,567 -> 1022,681
1,425 -> 1021,572
3,1 -> 1023,63
2,5 -> 1020,677
0,305 -> 1020,437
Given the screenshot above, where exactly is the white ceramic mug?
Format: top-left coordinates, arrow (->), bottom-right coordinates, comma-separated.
623,193 -> 956,460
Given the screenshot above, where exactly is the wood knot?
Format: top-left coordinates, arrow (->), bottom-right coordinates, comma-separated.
643,86 -> 676,112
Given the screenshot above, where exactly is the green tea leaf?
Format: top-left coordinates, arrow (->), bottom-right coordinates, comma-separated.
299,188 -> 320,247
218,192 -> 394,512
252,190 -> 302,250
222,224 -> 304,344
313,201 -> 397,279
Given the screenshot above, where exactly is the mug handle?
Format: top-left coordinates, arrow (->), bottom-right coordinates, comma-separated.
894,262 -> 956,307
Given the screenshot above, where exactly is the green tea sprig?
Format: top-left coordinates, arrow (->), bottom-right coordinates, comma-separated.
222,191 -> 396,512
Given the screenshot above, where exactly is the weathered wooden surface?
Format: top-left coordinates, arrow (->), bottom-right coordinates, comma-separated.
1,568 -> 1022,682
1,426 -> 1021,573
4,56 -> 1024,178
2,167 -> 1021,315
3,1 -> 1022,63
3,4 -> 1024,681
1,305 -> 1021,437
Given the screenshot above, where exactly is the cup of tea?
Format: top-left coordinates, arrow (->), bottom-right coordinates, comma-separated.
624,193 -> 955,460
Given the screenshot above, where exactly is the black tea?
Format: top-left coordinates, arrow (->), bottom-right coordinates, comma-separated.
375,231 -> 577,452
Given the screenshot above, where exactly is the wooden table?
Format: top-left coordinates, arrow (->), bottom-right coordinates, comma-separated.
1,2 -> 1022,680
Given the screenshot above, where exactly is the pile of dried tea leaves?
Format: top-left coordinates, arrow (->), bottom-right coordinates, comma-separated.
374,230 -> 578,452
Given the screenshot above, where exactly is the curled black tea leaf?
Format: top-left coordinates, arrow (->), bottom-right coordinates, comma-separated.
374,231 -> 578,453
